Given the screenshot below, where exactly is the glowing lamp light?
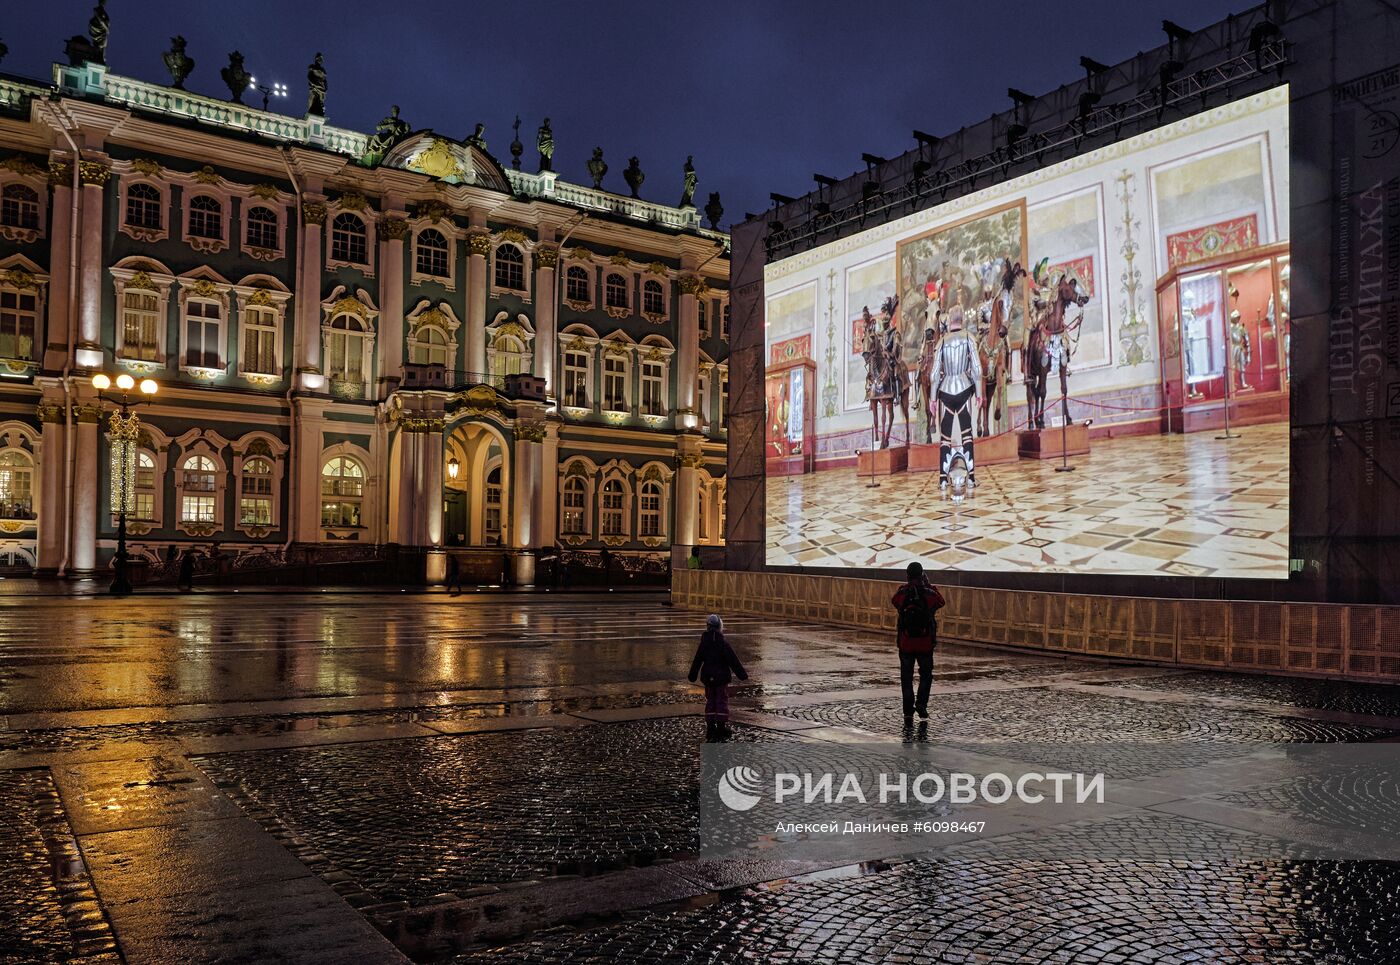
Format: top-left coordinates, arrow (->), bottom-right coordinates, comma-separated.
139,379 -> 158,395
115,373 -> 136,391
447,457 -> 460,481
91,373 -> 111,391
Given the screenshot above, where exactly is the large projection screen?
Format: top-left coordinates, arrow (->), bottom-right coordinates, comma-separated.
763,85 -> 1290,580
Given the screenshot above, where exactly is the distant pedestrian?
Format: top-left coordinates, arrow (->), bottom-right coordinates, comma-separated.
688,614 -> 748,742
164,543 -> 178,564
599,546 -> 612,587
891,562 -> 945,727
445,554 -> 462,596
176,551 -> 196,592
687,546 -> 701,570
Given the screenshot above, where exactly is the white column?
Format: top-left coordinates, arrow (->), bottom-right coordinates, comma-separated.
297,200 -> 326,380
293,403 -> 324,543
423,422 -> 444,548
674,438 -> 702,550
45,165 -> 74,370
70,404 -> 100,575
676,275 -> 702,428
378,215 -> 407,394
510,413 -> 545,585
533,240 -> 559,391
394,427 -> 417,545
36,402 -> 65,574
538,423 -> 559,548
466,221 -> 489,379
75,161 -> 110,367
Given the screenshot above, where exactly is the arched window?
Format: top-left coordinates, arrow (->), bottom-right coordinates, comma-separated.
325,314 -> 366,384
243,304 -> 278,376
0,184 -> 40,230
696,371 -> 710,428
187,195 -> 223,240
720,373 -> 729,428
722,302 -> 731,339
125,183 -> 163,229
134,451 -> 157,521
184,297 -> 222,369
697,298 -> 709,337
412,326 -> 449,367
331,213 -> 367,264
604,273 -> 628,310
494,244 -> 524,290
239,457 -> 274,526
603,355 -> 628,411
642,279 -> 665,316
0,450 -> 34,519
416,229 -> 450,278
484,466 -> 503,544
490,335 -> 524,378
563,350 -> 589,408
320,456 -> 363,527
600,479 -> 625,537
641,360 -> 665,416
180,455 -> 218,522
697,491 -> 708,544
639,479 -> 663,538
121,290 -> 161,362
565,265 -> 590,303
562,476 -> 587,535
0,285 -> 38,361
245,205 -> 279,250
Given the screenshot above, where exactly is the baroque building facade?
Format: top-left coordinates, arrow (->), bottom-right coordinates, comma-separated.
0,59 -> 729,581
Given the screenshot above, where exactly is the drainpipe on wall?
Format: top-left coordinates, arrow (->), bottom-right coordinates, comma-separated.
279,148 -> 303,556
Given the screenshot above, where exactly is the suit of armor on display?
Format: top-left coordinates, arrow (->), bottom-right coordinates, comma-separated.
926,316 -> 983,487
1229,310 -> 1252,390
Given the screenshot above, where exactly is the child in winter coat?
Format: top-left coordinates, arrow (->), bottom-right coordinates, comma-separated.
688,614 -> 748,742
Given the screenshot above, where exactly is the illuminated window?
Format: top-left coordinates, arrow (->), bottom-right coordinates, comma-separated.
184,298 -> 222,369
641,360 -> 665,416
320,456 -> 363,527
562,476 -> 586,535
121,290 -> 161,362
239,457 -> 273,526
416,228 -> 450,277
642,279 -> 665,316
604,273 -> 628,310
490,334 -> 525,378
494,244 -> 524,290
565,265 -> 590,303
412,326 -> 449,367
330,212 -> 367,264
721,374 -> 729,428
244,205 -> 279,249
242,305 -> 278,376
639,480 -> 663,537
698,299 -> 709,337
0,184 -> 40,230
0,287 -> 37,361
187,195 -> 223,240
484,465 -> 502,544
180,454 -> 217,522
325,314 -> 366,385
603,355 -> 627,411
134,451 -> 157,521
696,372 -> 710,428
600,478 -> 625,536
0,449 -> 34,519
125,183 -> 163,230
563,350 -> 589,407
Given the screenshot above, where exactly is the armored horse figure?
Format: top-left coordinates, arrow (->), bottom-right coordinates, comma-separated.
861,297 -> 910,449
1023,262 -> 1090,429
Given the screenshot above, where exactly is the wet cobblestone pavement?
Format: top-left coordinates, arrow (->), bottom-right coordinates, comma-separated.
2,591 -> 1400,963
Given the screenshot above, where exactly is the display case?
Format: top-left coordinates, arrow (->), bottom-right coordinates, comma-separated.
1155,242 -> 1290,433
764,359 -> 816,476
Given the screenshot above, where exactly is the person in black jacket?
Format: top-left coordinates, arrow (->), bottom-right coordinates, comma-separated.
688,614 -> 748,742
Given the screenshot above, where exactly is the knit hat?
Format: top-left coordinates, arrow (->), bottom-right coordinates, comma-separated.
706,614 -> 723,630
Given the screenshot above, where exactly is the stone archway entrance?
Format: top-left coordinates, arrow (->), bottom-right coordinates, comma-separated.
444,421 -> 511,548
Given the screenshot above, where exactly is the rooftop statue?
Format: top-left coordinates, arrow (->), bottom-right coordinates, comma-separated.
587,147 -> 607,190
704,191 -> 723,230
623,156 -> 645,199
680,155 -> 697,207
509,116 -> 523,171
467,123 -> 487,152
537,118 -> 554,172
307,53 -> 327,116
362,105 -> 410,166
88,1 -> 110,65
220,51 -> 251,104
163,36 -> 194,90
0,39 -> 8,66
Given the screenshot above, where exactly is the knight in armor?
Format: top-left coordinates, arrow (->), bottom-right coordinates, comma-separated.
926,302 -> 983,487
1228,310 -> 1251,389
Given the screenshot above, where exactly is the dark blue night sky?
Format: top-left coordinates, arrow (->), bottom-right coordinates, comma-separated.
5,0 -> 1250,227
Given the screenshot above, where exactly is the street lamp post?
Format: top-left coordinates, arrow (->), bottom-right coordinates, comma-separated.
91,373 -> 158,595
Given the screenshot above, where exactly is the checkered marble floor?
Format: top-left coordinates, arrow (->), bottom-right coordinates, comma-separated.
767,423 -> 1288,578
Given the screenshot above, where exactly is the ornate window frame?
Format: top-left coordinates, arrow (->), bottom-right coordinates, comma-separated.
406,299 -> 463,378
0,156 -> 47,244
486,310 -> 534,380
697,296 -> 711,339
697,352 -> 715,432
637,335 -> 674,426
599,331 -> 636,418
110,257 -> 175,371
319,441 -> 373,538
635,460 -> 673,547
602,269 -> 632,319
238,184 -> 292,262
166,165 -> 244,256
719,295 -> 731,342
173,428 -> 231,537
0,255 -> 49,370
320,286 -> 379,400
233,274 -> 292,386
558,456 -> 598,545
597,459 -> 634,546
410,219 -> 460,290
717,362 -> 730,431
490,231 -> 533,302
325,193 -> 378,275
116,422 -> 171,535
558,324 -> 599,417
0,421 -> 39,524
175,267 -> 234,379
562,260 -> 594,311
232,431 -> 288,538
640,264 -> 671,324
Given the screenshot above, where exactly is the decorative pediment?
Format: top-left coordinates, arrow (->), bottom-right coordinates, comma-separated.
250,183 -> 281,200
608,252 -> 631,266
382,133 -> 511,193
337,191 -> 370,212
496,227 -> 530,246
1,155 -> 44,178
322,285 -> 380,324
131,157 -> 164,177
193,165 -> 224,185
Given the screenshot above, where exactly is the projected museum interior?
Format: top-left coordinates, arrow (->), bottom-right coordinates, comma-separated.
764,85 -> 1289,579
